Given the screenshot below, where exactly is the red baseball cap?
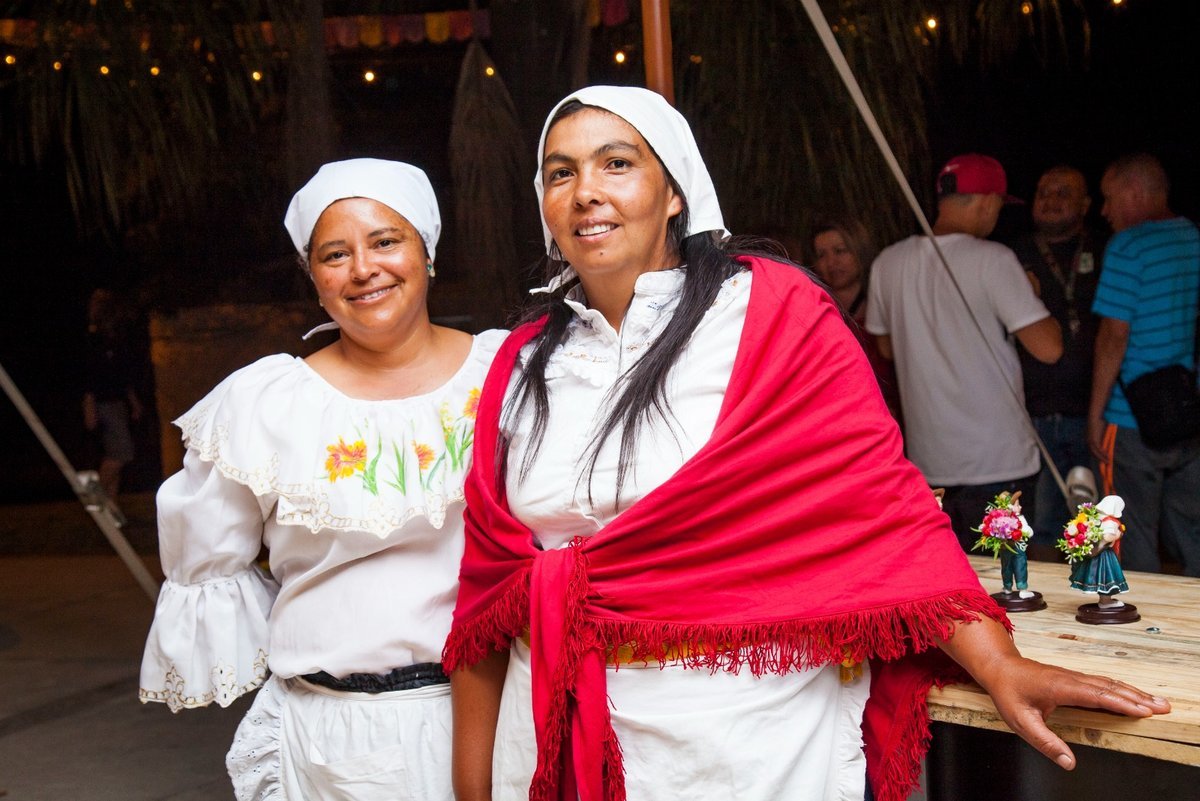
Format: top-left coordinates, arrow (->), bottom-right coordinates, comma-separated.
936,154 -> 1023,203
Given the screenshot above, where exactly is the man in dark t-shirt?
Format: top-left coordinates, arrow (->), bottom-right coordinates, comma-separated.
1010,165 -> 1106,542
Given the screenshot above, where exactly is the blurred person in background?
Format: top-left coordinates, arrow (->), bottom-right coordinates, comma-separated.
811,217 -> 902,425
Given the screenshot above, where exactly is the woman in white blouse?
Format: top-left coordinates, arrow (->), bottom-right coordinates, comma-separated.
447,87 -> 1170,801
139,159 -> 504,800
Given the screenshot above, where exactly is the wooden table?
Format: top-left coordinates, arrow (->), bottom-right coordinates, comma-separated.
928,556 -> 1200,767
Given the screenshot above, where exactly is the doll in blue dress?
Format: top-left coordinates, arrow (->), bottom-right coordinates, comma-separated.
1068,495 -> 1129,602
1060,495 -> 1137,623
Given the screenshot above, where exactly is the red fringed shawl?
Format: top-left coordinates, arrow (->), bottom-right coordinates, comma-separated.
444,256 -> 1009,801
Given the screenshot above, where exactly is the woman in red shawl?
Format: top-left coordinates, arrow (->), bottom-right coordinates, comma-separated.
446,86 -> 1169,801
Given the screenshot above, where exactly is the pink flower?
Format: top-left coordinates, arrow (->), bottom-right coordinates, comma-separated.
982,509 -> 1020,540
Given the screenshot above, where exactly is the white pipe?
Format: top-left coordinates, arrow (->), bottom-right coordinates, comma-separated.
0,361 -> 160,602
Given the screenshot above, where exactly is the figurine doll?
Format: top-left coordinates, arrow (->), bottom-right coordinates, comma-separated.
1058,495 -> 1140,624
971,491 -> 1046,612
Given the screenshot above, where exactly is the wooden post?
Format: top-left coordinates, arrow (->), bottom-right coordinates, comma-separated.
641,0 -> 674,105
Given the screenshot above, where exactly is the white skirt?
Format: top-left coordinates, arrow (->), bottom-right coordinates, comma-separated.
226,674 -> 453,801
493,641 -> 870,801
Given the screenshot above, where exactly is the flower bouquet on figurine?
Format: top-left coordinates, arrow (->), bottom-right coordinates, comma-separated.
1058,495 -> 1139,625
971,491 -> 1045,612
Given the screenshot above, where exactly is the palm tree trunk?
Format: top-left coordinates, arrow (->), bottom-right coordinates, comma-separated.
283,0 -> 334,189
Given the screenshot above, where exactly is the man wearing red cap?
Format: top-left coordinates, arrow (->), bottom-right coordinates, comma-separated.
866,153 -> 1064,545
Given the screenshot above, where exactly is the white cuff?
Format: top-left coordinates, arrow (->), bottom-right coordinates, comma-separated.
139,567 -> 279,712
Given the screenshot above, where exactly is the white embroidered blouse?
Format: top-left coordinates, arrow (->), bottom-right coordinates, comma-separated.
139,329 -> 506,712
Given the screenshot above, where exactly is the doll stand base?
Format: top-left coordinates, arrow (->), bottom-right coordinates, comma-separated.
1075,602 -> 1140,625
990,590 -> 1047,613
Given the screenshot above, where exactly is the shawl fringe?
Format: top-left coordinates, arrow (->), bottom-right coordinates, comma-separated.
602,721 -> 626,801
442,570 -> 531,672
591,589 -> 1008,673
529,540 -> 596,801
449,580 -> 1007,801
868,658 -> 973,801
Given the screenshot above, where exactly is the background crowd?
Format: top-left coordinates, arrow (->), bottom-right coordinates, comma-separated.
801,151 -> 1200,579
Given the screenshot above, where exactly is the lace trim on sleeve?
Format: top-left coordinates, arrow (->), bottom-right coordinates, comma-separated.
139,567 -> 278,712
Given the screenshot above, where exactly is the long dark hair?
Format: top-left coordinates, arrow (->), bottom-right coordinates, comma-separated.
504,102 -> 806,505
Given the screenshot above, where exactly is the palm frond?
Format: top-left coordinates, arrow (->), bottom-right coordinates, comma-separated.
668,0 -> 1088,257
2,0 -> 292,240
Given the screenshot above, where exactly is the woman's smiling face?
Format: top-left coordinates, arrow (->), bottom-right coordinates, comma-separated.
308,197 -> 431,345
540,107 -> 684,286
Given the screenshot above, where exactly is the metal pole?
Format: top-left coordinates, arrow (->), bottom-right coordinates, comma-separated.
0,362 -> 160,602
641,0 -> 675,104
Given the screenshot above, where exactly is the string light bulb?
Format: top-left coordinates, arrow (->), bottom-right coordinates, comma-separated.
485,65 -> 495,76
1021,2 -> 1033,14
149,65 -> 160,76
53,61 -> 63,71
925,17 -> 938,31
689,54 -> 702,64
1111,0 -> 1123,5
99,65 -> 110,75
3,55 -> 14,65
251,70 -> 262,81
614,50 -> 627,64
363,70 -> 376,83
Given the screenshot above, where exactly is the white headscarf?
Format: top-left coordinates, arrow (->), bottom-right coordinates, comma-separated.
283,158 -> 442,261
533,85 -> 729,255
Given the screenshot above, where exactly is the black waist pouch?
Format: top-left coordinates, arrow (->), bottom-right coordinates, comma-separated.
1121,364 -> 1200,449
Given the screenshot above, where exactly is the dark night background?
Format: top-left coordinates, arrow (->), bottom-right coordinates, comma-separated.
1,0 -> 1197,504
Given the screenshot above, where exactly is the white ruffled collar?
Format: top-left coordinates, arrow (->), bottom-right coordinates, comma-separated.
523,267 -> 751,388
530,266 -> 686,338
175,330 -> 505,538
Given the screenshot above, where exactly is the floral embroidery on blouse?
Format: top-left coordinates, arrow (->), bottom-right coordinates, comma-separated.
324,437 -> 368,482
463,387 -> 481,419
319,388 -> 481,498
174,331 -> 505,537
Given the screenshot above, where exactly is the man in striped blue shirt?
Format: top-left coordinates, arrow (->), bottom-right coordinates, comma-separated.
1088,153 -> 1200,576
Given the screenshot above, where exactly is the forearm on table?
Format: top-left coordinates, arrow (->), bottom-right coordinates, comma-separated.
935,609 -> 1170,772
451,647 -> 509,801
937,614 -> 1020,691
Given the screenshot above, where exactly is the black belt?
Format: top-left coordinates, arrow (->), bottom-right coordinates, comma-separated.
301,662 -> 449,694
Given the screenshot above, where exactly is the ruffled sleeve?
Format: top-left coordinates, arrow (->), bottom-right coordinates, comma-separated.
139,447 -> 279,712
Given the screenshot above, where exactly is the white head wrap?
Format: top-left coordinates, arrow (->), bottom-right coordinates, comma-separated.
283,158 -> 441,261
534,85 -> 728,255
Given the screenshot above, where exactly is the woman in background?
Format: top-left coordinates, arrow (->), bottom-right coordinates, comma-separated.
811,217 -> 903,425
